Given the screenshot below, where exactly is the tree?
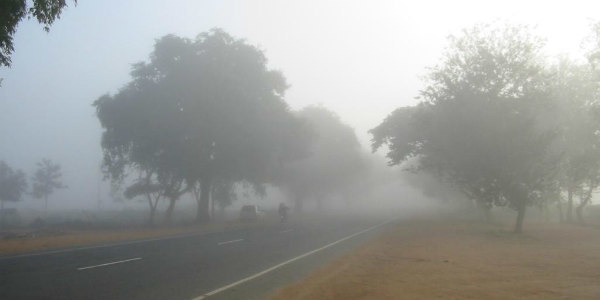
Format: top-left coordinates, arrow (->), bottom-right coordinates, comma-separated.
32,159 -> 66,218
123,168 -> 164,226
1,0 -> 76,68
0,161 -> 27,227
547,58 -> 600,224
211,179 -> 237,218
94,29 -> 311,224
275,106 -> 366,212
371,23 -> 557,233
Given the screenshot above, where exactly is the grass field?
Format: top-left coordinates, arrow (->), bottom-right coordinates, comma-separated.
271,217 -> 600,300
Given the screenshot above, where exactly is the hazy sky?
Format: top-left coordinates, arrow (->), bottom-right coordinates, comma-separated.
0,0 -> 598,209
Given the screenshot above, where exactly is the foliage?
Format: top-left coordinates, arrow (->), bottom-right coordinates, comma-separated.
0,160 -> 27,204
211,179 -> 237,211
550,58 -> 600,223
371,23 -> 558,232
0,0 -> 75,67
94,29 -> 311,223
31,159 -> 65,217
276,106 -> 366,210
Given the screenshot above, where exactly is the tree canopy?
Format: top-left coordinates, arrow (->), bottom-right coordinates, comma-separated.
94,29 -> 311,224
371,24 -> 562,232
1,0 -> 76,67
32,158 -> 66,217
0,161 -> 27,205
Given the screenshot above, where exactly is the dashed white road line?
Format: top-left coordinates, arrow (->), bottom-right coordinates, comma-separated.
77,257 -> 142,271
191,218 -> 395,300
217,239 -> 244,246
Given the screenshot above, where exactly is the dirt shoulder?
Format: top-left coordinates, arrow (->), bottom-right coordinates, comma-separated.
271,218 -> 600,300
0,219 -> 272,255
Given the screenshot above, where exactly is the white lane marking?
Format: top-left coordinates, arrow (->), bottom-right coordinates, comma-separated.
279,229 -> 293,233
77,257 -> 142,271
217,239 -> 244,246
191,218 -> 395,300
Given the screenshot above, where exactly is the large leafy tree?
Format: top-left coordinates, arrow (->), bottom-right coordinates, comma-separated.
0,161 -> 27,227
1,0 -> 76,68
32,158 -> 66,218
275,106 -> 366,212
371,24 -> 557,233
95,29 -> 311,224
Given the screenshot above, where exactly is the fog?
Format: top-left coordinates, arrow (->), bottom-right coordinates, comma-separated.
0,1 -> 599,229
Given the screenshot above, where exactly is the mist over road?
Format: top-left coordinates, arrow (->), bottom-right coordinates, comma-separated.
0,215 -> 392,300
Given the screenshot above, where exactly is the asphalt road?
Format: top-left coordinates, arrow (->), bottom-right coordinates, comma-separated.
0,215 -> 393,300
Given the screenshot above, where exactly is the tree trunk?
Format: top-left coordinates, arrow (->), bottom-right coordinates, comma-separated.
514,204 -> 527,234
44,195 -> 48,219
557,200 -> 564,223
0,200 -> 4,228
210,194 -> 215,220
196,178 -> 211,224
575,205 -> 585,224
164,198 -> 176,225
566,187 -> 573,223
148,206 -> 156,227
576,183 -> 594,225
147,196 -> 158,227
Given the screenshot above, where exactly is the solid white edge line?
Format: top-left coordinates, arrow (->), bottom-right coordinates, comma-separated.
77,257 -> 142,270
191,218 -> 395,300
217,239 -> 244,246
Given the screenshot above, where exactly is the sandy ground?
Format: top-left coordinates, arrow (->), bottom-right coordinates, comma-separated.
0,220 -> 271,254
271,218 -> 600,300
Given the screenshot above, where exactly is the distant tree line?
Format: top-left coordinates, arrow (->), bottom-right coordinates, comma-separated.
0,159 -> 65,227
371,22 -> 600,233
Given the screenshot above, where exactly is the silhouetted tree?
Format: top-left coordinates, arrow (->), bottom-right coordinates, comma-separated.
0,161 -> 27,227
1,0 -> 76,68
371,23 -> 558,233
94,29 -> 311,224
32,159 -> 66,218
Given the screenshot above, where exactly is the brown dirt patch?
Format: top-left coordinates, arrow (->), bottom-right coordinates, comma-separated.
271,219 -> 600,300
0,220 -> 270,254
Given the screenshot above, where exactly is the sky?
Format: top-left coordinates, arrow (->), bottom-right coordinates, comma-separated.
0,0 -> 599,209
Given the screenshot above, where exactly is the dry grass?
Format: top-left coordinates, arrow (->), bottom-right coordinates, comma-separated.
271,219 -> 600,300
0,220 -> 269,254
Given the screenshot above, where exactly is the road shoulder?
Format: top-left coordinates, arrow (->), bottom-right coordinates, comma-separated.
270,218 -> 600,300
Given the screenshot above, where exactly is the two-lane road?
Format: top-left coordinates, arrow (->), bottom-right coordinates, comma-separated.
0,215 -> 393,300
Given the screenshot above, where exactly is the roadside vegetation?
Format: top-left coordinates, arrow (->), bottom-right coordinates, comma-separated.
271,216 -> 600,300
372,22 -> 600,233
2,16 -> 600,252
